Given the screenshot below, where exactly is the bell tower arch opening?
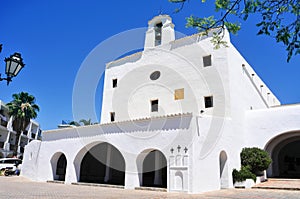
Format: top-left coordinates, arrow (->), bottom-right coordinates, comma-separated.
144,15 -> 175,49
154,22 -> 162,46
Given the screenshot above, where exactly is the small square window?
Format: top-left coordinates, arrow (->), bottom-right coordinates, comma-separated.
203,55 -> 212,67
110,112 -> 115,122
174,88 -> 184,100
112,79 -> 118,88
204,96 -> 213,108
151,100 -> 158,112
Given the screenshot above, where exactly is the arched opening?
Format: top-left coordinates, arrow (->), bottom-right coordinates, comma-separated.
219,151 -> 229,188
79,142 -> 125,185
174,171 -> 183,191
154,22 -> 162,46
265,131 -> 300,178
141,150 -> 167,188
56,154 -> 67,181
50,152 -> 67,181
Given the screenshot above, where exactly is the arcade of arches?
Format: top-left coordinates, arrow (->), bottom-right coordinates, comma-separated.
76,144 -> 168,188
50,145 -> 168,188
266,131 -> 300,178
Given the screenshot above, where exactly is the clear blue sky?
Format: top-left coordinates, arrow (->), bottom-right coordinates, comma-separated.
0,0 -> 299,130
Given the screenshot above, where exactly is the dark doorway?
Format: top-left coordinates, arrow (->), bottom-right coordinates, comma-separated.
142,150 -> 167,188
277,140 -> 300,178
55,154 -> 67,181
79,143 -> 125,185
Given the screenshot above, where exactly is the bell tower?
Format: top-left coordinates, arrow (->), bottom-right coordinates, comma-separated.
144,15 -> 175,49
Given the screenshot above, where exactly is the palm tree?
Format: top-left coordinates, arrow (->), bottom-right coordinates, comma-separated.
67,119 -> 94,127
7,92 -> 40,156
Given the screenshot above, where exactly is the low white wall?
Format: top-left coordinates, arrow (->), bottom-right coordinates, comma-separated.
21,140 -> 42,181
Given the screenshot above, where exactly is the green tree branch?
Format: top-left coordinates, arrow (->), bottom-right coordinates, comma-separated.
169,0 -> 299,62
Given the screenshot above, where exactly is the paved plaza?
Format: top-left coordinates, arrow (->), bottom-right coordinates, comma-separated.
1,176 -> 300,199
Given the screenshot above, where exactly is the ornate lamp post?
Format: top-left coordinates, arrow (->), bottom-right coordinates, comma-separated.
0,45 -> 25,85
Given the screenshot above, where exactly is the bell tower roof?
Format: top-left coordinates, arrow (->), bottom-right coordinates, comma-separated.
148,15 -> 172,26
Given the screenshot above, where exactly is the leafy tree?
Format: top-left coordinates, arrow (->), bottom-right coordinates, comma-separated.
7,92 -> 40,156
232,147 -> 271,183
240,147 -> 272,174
169,0 -> 299,62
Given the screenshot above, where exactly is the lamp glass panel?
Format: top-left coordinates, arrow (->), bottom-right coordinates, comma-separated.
13,64 -> 23,76
5,60 -> 11,74
7,61 -> 18,76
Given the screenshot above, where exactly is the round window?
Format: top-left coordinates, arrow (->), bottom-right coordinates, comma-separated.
150,71 -> 160,80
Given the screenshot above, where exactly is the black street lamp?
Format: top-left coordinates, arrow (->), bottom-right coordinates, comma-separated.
0,49 -> 25,85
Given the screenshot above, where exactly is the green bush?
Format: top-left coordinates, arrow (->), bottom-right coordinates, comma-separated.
240,147 -> 272,174
232,166 -> 256,183
232,147 -> 272,184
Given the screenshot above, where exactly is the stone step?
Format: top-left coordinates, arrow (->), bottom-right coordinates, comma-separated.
135,186 -> 167,192
71,182 -> 124,189
253,178 -> 300,191
47,180 -> 64,184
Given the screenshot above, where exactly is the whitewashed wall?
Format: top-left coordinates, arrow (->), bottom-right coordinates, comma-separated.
21,15 -> 299,194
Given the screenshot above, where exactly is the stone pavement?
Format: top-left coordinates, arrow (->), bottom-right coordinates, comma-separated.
1,176 -> 300,199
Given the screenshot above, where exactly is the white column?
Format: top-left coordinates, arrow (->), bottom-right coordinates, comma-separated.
35,127 -> 39,139
125,154 -> 140,189
65,155 -> 78,184
3,131 -> 11,151
4,116 -> 13,152
104,144 -> 112,182
154,151 -> 162,185
17,134 -> 22,154
27,122 -> 33,140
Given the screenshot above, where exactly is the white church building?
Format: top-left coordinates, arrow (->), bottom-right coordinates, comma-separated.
22,15 -> 300,193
